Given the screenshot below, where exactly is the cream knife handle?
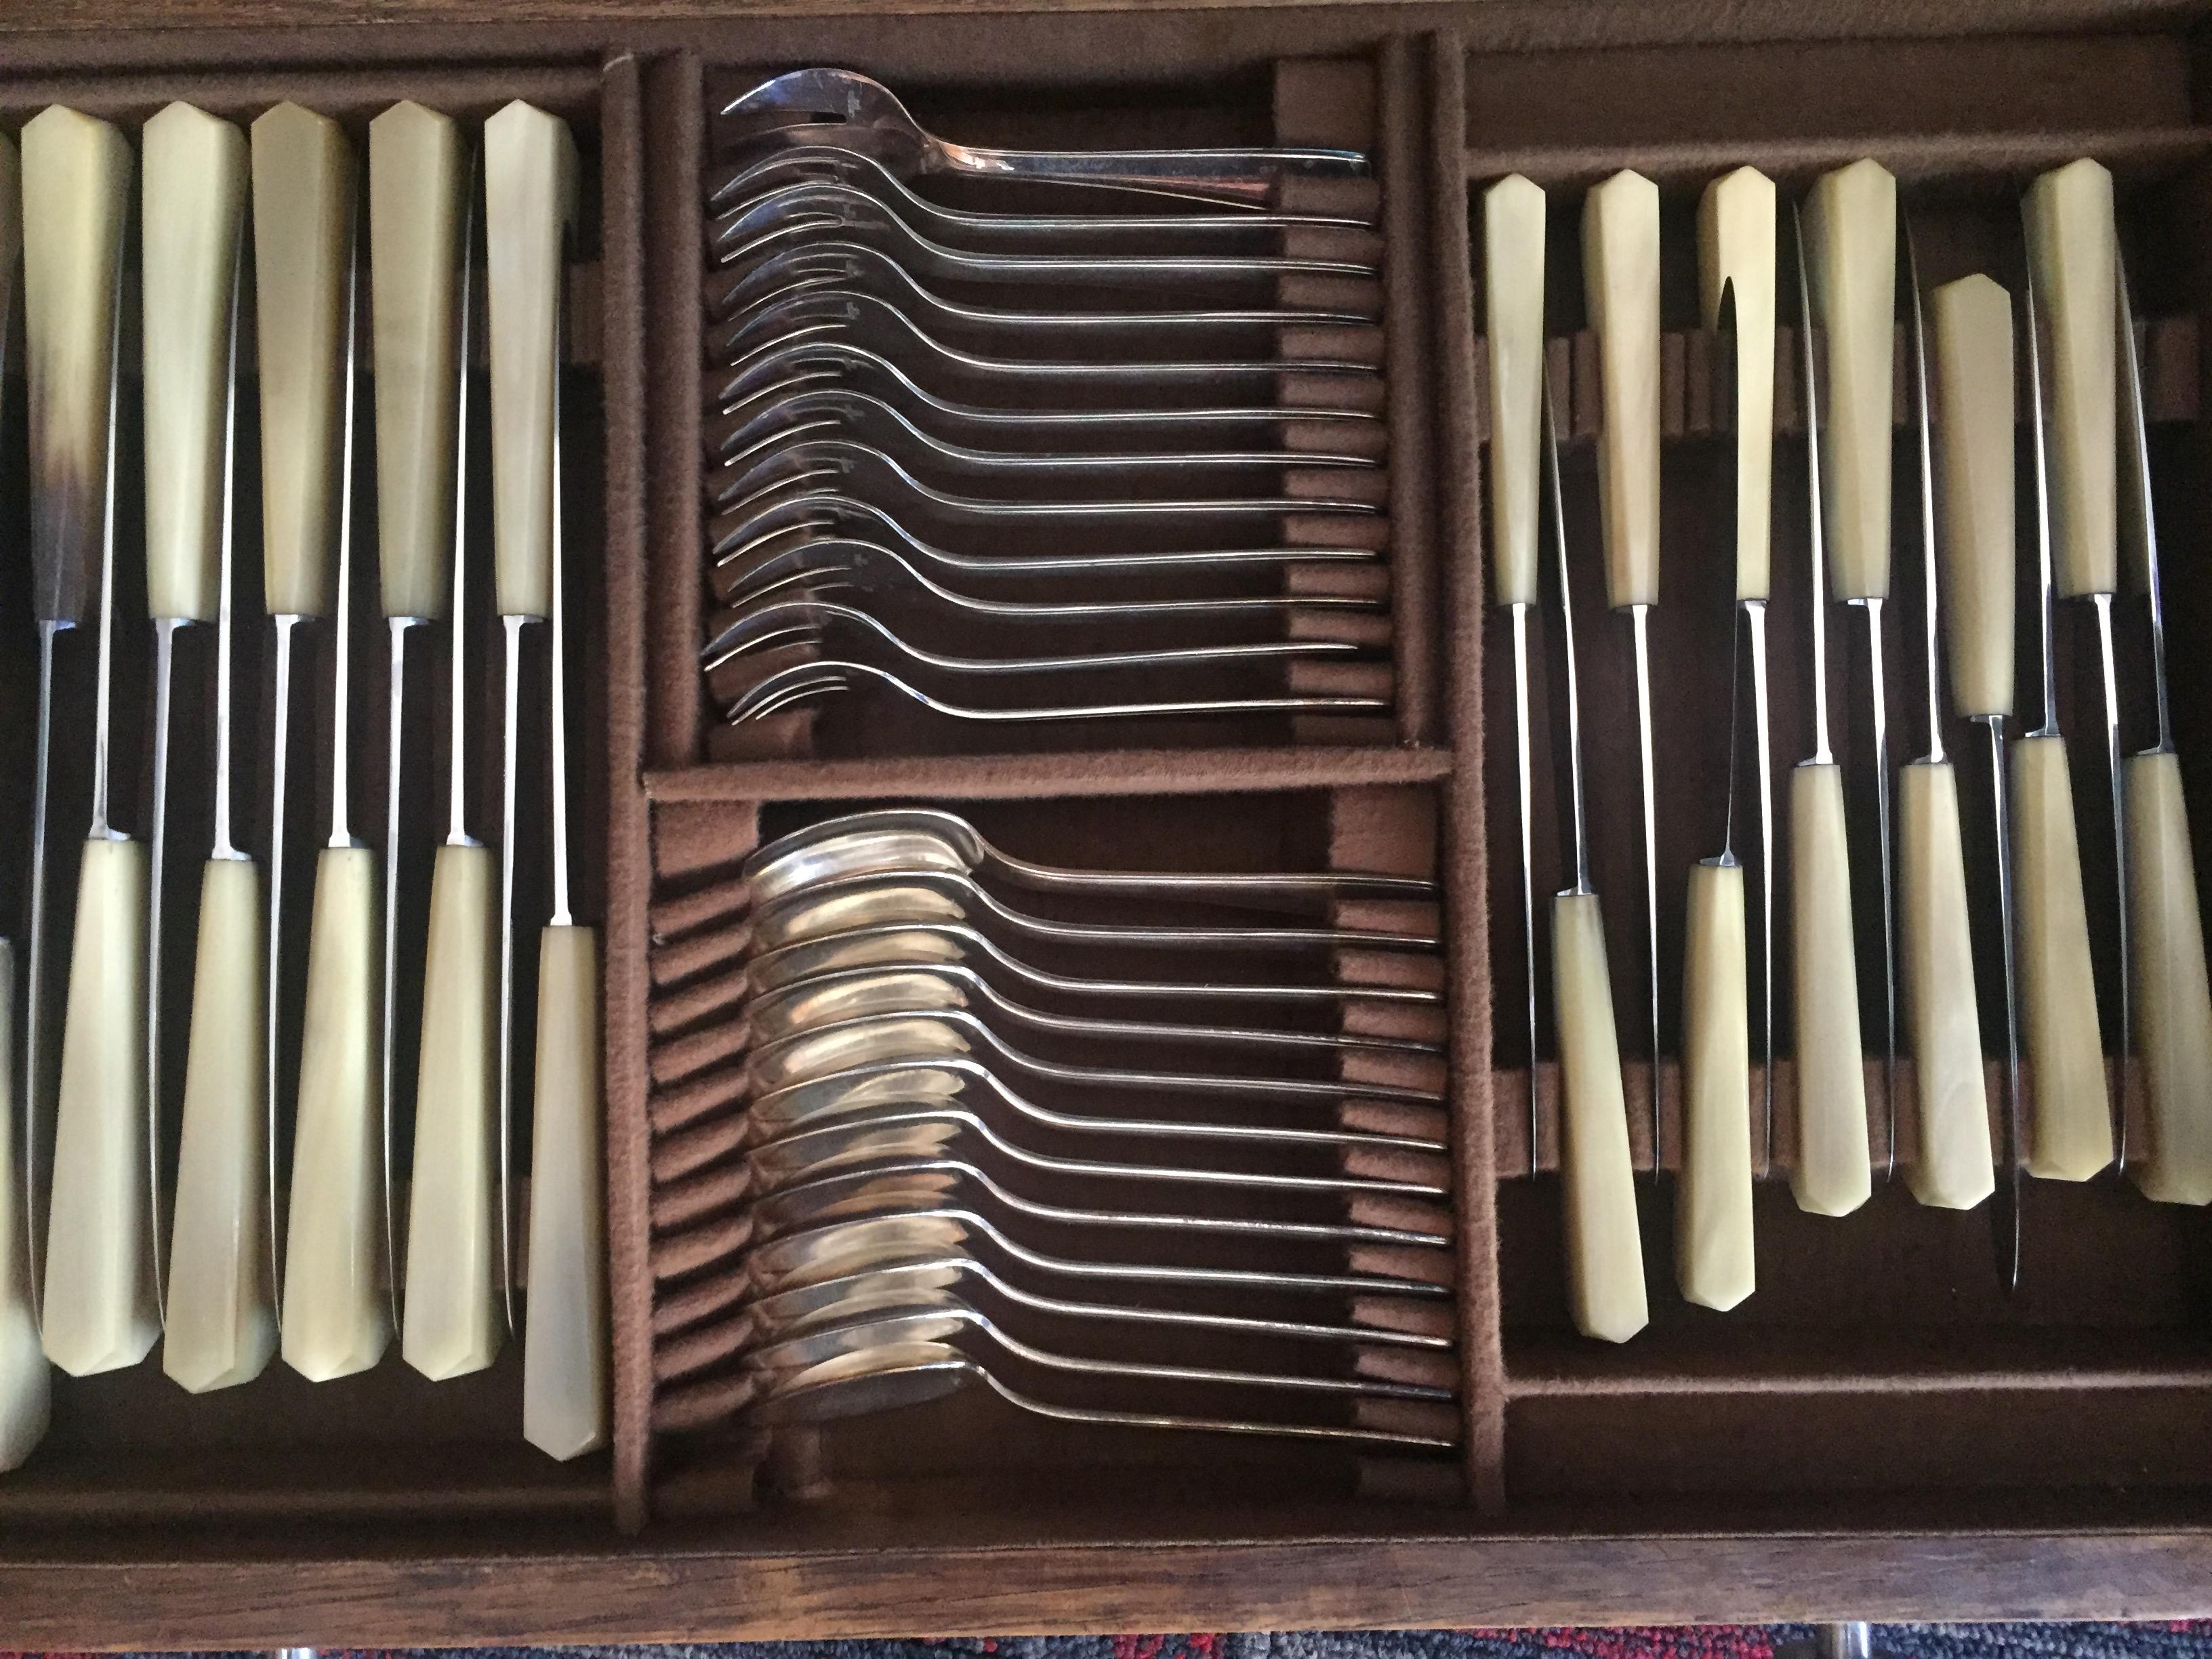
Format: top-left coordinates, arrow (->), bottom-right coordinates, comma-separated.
1483,173 -> 1544,609
486,100 -> 579,621
403,843 -> 503,1380
140,104 -> 247,626
525,923 -> 609,1459
163,858 -> 274,1392
2126,752 -> 2212,1203
1581,170 -> 1661,609
1900,762 -> 1996,1208
2013,733 -> 2113,1179
1698,165 -> 1776,601
1805,159 -> 1898,602
0,942 -> 53,1471
1931,274 -> 2016,720
1679,860 -> 1754,1311
1791,762 -> 1872,1215
369,100 -> 462,623
251,103 -> 352,619
21,106 -> 130,628
42,838 -> 155,1376
2026,160 -> 2118,599
282,845 -> 389,1380
1551,891 -> 1647,1343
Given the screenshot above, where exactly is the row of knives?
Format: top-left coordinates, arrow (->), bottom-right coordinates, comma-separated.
0,97 -> 608,1471
1494,157 -> 2209,1340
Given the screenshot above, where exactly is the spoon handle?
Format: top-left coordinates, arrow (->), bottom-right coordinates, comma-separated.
935,143 -> 1364,213
2013,734 -> 2114,1178
1679,861 -> 1754,1312
164,857 -> 276,1391
1552,890 -> 1647,1343
403,842 -> 504,1380
283,845 -> 390,1379
524,924 -> 610,1459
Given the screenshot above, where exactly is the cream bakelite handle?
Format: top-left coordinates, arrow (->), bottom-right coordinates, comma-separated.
2013,733 -> 2113,1179
403,843 -> 503,1381
140,103 -> 247,626
1679,861 -> 1754,1311
21,106 -> 130,630
486,99 -> 579,621
1551,891 -> 1647,1343
1483,173 -> 1544,609
369,100 -> 462,623
1900,762 -> 1995,1209
1931,274 -> 2016,720
0,943 -> 53,1471
1581,170 -> 1661,610
2026,159 -> 2118,600
525,924 -> 610,1460
2125,752 -> 2212,1204
43,838 -> 155,1376
163,858 -> 274,1393
1791,763 -> 1872,1216
282,845 -> 388,1380
251,102 -> 352,619
1805,159 -> 1897,602
1698,165 -> 1776,602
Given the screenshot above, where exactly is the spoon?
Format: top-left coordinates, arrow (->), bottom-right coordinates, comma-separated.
718,69 -> 1372,214
747,868 -> 1438,955
708,144 -> 1376,233
710,178 -> 1380,269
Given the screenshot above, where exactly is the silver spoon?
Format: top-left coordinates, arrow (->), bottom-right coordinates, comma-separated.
748,868 -> 1438,956
708,381 -> 1377,471
709,145 -> 1376,234
745,921 -> 1440,1006
745,962 -> 1438,1055
741,1340 -> 1454,1448
710,177 -> 1380,269
710,240 -> 1375,333
745,1054 -> 1444,1153
718,68 -> 1372,214
743,1009 -> 1443,1105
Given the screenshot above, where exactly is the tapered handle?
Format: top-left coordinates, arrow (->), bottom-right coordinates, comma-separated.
2013,733 -> 2113,1179
1804,159 -> 1897,603
486,100 -> 579,622
0,943 -> 53,1472
140,103 -> 247,626
1698,165 -> 1776,602
1551,891 -> 1647,1343
42,838 -> 155,1376
21,106 -> 130,629
1791,762 -> 1872,1215
1679,860 -> 1754,1311
2125,752 -> 2212,1203
251,102 -> 353,621
1900,762 -> 1995,1209
369,100 -> 462,623
403,842 -> 503,1380
282,845 -> 388,1380
2026,159 -> 2118,600
1483,173 -> 1544,610
163,857 -> 274,1393
1931,274 -> 2016,721
1581,169 -> 1661,610
525,924 -> 609,1460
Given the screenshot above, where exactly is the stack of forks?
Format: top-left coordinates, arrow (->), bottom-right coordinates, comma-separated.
648,808 -> 1459,1452
698,68 -> 1395,741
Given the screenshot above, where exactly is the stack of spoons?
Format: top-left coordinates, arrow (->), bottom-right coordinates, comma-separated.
697,68 -> 1397,747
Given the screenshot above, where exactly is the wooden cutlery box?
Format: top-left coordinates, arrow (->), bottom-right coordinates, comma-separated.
5,0 -> 2212,1644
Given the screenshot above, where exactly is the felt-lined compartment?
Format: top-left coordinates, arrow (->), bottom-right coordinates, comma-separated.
0,60 -> 635,1530
1467,35 -> 2212,1505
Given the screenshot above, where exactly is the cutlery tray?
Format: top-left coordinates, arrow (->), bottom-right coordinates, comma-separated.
7,0 -> 2212,1645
